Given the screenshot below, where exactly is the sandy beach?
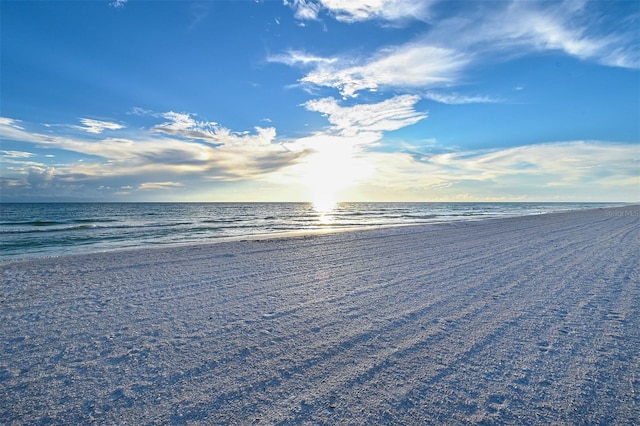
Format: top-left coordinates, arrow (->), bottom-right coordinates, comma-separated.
1,206 -> 638,424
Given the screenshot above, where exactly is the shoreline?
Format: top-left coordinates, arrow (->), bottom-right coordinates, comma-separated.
2,204 -> 636,265
1,205 -> 638,424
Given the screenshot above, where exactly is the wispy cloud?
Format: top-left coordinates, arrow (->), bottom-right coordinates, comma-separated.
432,141 -> 638,184
423,91 -> 501,105
266,95 -> 428,202
279,0 -> 638,99
325,0 -> 433,23
109,0 -> 128,9
153,112 -> 207,134
267,49 -> 338,67
274,95 -> 427,198
0,117 -> 23,128
0,113 -> 307,198
73,118 -> 124,134
424,0 -> 639,69
285,0 -> 434,23
108,99 -> 427,201
298,43 -> 469,98
359,140 -> 640,201
503,1 -> 638,69
284,0 -> 321,21
188,3 -> 210,31
1,150 -> 36,159
2,115 -> 637,201
139,181 -> 184,190
303,94 -> 427,136
150,111 -> 283,154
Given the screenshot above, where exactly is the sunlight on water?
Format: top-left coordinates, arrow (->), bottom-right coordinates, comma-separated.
312,194 -> 337,214
312,196 -> 337,225
0,202 -> 621,260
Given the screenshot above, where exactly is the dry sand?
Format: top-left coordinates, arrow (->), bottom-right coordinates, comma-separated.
1,206 -> 638,424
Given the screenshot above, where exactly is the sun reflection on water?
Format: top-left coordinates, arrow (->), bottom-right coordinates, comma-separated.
312,196 -> 337,225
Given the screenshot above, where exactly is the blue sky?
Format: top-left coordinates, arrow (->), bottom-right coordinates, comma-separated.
1,0 -> 638,203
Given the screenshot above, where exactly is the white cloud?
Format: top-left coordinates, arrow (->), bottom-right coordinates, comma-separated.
3,113 -> 638,202
423,91 -> 501,105
129,107 -> 155,116
1,150 -> 35,158
361,140 -> 640,200
373,141 -> 640,194
267,50 -> 338,67
278,0 -> 638,100
0,114 -> 305,189
275,95 -> 426,203
151,111 -> 281,156
139,181 -> 184,190
300,44 -> 469,98
303,94 -> 427,136
322,0 -> 432,23
271,137 -> 639,202
461,141 -> 640,184
285,0 -> 433,23
425,1 -> 639,69
491,2 -> 617,64
27,166 -> 56,189
109,0 -> 128,9
283,0 -> 321,21
0,117 -> 23,129
155,112 -> 201,133
74,118 -> 124,134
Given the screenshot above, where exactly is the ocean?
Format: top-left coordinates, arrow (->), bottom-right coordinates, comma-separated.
0,202 -> 623,261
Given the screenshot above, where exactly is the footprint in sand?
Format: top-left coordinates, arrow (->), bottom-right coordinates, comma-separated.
537,341 -> 552,353
486,394 -> 508,413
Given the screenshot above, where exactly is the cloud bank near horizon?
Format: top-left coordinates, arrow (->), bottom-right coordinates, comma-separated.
2,113 -> 637,202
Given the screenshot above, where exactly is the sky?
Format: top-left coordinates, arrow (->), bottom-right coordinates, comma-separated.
1,0 -> 639,203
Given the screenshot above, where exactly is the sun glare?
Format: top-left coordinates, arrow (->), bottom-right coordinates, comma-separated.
312,190 -> 337,213
299,138 -> 373,213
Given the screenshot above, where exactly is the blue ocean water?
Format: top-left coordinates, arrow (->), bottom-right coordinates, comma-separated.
0,202 -> 623,261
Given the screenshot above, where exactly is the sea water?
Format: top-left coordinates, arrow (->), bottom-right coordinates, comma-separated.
0,202 -> 623,261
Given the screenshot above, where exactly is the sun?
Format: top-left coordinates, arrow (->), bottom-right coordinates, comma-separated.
299,138 -> 373,211
312,189 -> 338,213
275,133 -> 374,209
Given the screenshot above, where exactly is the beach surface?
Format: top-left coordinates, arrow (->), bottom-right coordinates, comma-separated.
1,206 -> 638,424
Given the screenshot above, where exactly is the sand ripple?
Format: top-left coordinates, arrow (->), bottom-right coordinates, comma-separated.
1,206 -> 638,424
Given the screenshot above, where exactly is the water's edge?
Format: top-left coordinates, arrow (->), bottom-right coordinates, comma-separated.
0,202 -> 627,261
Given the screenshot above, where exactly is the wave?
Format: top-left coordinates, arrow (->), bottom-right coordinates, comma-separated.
0,221 -> 197,235
72,218 -> 118,224
401,214 -> 438,220
1,218 -> 119,227
200,219 -> 241,224
0,220 -> 68,226
0,224 -> 97,234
